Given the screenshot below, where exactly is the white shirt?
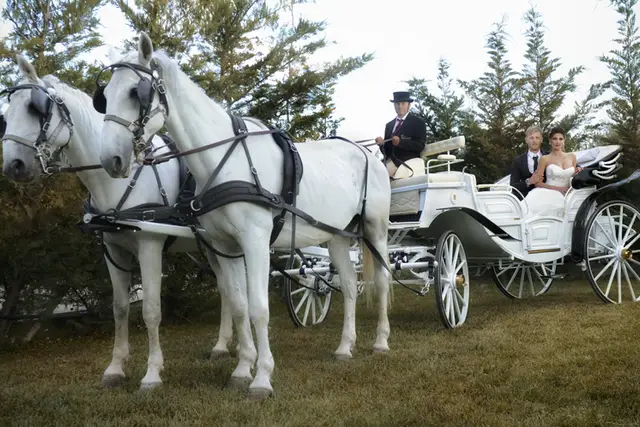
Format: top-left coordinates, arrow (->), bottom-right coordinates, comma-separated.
528,150 -> 541,174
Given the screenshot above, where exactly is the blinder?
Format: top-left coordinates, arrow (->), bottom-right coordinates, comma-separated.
92,63 -> 157,115
0,115 -> 6,138
30,85 -> 52,116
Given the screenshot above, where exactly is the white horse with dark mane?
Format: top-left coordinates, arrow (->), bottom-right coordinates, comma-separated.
0,54 -> 236,390
97,32 -> 392,399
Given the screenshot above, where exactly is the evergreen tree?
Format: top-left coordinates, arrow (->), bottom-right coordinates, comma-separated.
113,0 -> 196,61
407,57 -> 463,142
599,0 -> 640,154
0,0 -> 106,93
519,6 -> 583,138
117,0 -> 372,140
458,17 -> 523,182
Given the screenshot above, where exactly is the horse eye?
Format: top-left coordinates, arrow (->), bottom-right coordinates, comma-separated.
129,87 -> 138,98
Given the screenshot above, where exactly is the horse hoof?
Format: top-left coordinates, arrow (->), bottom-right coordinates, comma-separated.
373,345 -> 390,354
101,374 -> 125,388
210,349 -> 231,360
247,387 -> 273,400
226,376 -> 252,391
139,381 -> 162,391
334,353 -> 353,361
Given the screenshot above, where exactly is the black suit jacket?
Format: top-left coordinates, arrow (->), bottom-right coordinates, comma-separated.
382,112 -> 427,166
509,151 -> 547,199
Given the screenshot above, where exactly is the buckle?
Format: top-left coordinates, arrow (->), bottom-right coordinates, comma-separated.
142,210 -> 156,221
128,179 -> 137,188
190,199 -> 202,212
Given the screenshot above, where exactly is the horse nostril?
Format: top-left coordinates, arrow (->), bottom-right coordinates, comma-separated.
112,156 -> 122,173
10,159 -> 25,176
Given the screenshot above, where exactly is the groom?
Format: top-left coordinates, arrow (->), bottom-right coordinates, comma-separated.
509,126 -> 547,200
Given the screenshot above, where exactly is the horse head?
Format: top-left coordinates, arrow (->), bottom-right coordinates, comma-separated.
96,32 -> 169,178
1,54 -> 74,181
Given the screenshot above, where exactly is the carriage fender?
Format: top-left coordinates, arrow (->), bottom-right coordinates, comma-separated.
570,168 -> 640,262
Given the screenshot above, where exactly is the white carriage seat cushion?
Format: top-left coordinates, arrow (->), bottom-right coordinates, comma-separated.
392,157 -> 426,179
390,170 -> 466,189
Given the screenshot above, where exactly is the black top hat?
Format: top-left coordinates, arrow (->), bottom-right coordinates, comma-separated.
390,91 -> 414,103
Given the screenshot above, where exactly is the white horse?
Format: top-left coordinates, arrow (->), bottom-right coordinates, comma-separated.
0,54 -> 236,390
97,32 -> 392,399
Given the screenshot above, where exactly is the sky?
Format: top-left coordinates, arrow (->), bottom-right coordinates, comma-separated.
0,0 -> 632,141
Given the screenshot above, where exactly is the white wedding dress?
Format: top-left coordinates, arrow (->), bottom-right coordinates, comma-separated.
524,164 -> 575,216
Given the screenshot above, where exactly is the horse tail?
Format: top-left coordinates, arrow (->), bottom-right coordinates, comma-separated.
359,238 -> 393,309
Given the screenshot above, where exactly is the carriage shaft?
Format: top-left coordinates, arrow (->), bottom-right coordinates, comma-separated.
270,261 -> 435,278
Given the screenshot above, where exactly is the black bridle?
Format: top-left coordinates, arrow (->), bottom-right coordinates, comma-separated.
93,59 -> 169,157
0,82 -> 80,174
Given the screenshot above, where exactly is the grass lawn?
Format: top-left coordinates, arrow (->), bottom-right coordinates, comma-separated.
1,273 -> 640,426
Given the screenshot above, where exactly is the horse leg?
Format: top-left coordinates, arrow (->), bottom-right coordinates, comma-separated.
363,219 -> 391,353
101,243 -> 133,388
205,254 -> 234,360
137,236 -> 166,390
327,236 -> 359,360
211,253 -> 256,390
242,233 -> 274,400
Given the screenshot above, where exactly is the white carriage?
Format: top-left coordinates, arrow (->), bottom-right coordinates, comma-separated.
267,136 -> 640,328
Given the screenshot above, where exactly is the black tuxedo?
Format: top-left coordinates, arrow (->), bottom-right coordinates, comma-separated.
382,112 -> 427,166
510,151 -> 547,199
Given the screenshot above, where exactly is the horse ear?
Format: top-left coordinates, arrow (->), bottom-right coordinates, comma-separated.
106,44 -> 120,63
138,32 -> 154,64
16,54 -> 38,82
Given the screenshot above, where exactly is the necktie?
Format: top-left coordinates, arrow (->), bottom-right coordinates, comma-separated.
393,119 -> 403,134
532,155 -> 538,173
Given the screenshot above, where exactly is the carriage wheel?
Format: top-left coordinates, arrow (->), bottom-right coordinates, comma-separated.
584,200 -> 640,304
284,254 -> 333,327
491,260 -> 557,299
435,231 -> 470,328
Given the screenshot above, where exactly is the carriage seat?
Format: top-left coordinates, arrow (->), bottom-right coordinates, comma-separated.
390,136 -> 466,181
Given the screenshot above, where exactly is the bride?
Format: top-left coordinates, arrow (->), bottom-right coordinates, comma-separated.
525,126 -> 583,216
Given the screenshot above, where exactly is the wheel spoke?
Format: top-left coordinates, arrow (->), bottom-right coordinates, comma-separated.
594,257 -> 617,282
588,253 -> 615,262
603,261 -> 619,301
526,266 -> 535,296
620,261 -> 637,301
598,212 -> 619,248
295,290 -> 311,313
606,207 -> 620,246
588,236 -> 615,253
505,265 -> 520,291
623,213 -> 638,244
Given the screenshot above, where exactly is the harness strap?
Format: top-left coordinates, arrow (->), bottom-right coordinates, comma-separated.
143,128 -> 281,165
102,241 -> 132,273
151,164 -> 169,206
115,165 -> 144,211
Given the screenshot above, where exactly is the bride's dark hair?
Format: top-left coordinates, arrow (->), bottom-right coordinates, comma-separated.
548,126 -> 566,140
